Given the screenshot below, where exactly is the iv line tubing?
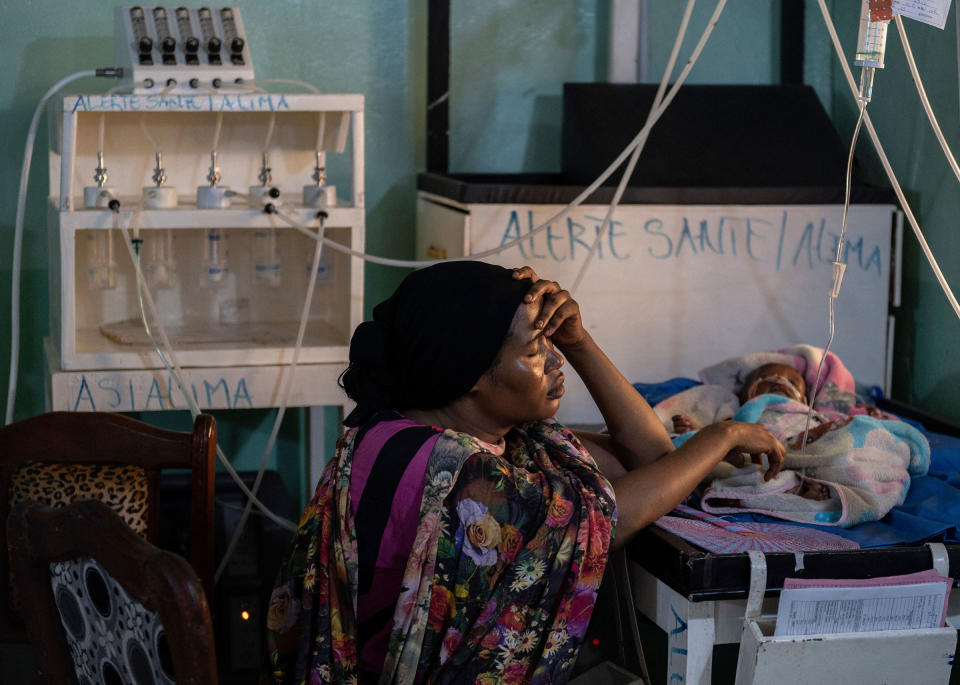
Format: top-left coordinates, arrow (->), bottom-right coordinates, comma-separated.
571,0 -> 704,295
801,101 -> 866,452
895,15 -> 960,189
7,69 -> 98,425
138,83 -> 177,152
263,113 -> 276,152
215,214 -> 327,581
99,82 -> 145,152
212,111 -> 224,154
118,215 -> 296,533
816,0 -> 960,323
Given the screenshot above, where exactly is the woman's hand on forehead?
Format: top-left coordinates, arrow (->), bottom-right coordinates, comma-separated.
512,266 -> 587,350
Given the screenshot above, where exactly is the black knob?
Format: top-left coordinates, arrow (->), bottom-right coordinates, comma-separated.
211,78 -> 222,88
138,36 -> 153,54
207,36 -> 221,53
316,210 -> 329,221
268,187 -> 281,198
166,78 -> 177,87
108,199 -> 121,212
143,78 -> 154,89
263,203 -> 277,215
161,37 -> 176,53
185,37 -> 200,54
230,37 -> 245,54
189,78 -> 199,88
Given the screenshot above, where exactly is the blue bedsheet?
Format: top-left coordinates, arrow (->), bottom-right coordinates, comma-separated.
634,380 -> 960,549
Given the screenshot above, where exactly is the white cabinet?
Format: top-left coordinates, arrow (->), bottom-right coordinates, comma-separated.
46,93 -> 364,412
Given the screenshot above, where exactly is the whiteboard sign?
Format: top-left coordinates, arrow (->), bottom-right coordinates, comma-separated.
422,201 -> 896,425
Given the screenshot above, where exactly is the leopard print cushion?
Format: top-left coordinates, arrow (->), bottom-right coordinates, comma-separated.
9,462 -> 149,535
7,462 -> 150,616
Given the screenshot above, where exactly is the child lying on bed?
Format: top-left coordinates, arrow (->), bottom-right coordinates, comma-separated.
671,362 -> 830,502
653,346 -> 930,527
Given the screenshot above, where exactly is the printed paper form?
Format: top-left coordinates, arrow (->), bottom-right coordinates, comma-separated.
773,582 -> 948,636
892,0 -> 952,30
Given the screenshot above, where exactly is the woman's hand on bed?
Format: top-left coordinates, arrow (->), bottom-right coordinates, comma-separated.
512,266 -> 587,350
709,421 -> 785,481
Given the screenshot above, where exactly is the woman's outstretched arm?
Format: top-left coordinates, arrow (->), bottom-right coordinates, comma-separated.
513,266 -> 784,548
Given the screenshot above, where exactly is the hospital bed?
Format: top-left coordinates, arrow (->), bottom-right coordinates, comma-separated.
626,394 -> 960,684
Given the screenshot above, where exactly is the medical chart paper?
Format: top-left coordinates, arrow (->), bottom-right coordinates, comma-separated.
773,582 -> 948,636
892,0 -> 952,30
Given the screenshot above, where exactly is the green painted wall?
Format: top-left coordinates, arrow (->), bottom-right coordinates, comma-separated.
449,0 -> 605,173
2,1 -> 957,509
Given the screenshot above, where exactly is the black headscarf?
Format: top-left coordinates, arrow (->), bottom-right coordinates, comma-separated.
340,261 -> 530,426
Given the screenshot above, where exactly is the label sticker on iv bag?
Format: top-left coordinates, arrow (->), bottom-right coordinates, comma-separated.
892,0 -> 952,29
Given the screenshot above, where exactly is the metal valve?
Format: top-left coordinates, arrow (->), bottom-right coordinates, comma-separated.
94,151 -> 109,188
152,152 -> 167,187
312,151 -> 327,186
206,151 -> 222,186
258,152 -> 272,186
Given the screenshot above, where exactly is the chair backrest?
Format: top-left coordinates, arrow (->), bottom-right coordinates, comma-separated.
0,412 -> 215,641
7,499 -> 218,684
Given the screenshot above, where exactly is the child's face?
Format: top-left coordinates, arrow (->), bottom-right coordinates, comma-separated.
744,364 -> 807,403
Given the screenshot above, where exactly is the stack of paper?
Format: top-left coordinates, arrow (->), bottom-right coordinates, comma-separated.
773,569 -> 951,637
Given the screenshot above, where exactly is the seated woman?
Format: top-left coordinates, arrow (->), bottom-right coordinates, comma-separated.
267,261 -> 783,685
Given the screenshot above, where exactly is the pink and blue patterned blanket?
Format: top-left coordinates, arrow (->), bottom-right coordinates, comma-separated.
651,345 -> 930,528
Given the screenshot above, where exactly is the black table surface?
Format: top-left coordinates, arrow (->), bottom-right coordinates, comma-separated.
627,525 -> 960,603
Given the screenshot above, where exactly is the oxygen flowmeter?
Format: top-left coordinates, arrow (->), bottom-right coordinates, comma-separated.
115,6 -> 254,92
46,6 -> 366,413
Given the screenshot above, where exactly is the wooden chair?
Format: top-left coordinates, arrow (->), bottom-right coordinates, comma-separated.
0,411 -> 215,642
8,499 -> 217,683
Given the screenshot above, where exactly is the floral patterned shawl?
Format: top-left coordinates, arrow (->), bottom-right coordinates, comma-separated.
267,419 -> 617,684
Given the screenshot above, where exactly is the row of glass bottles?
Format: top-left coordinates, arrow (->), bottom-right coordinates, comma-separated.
85,229 -> 332,290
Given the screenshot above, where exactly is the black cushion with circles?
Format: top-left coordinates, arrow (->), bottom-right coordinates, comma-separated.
51,557 -> 174,685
